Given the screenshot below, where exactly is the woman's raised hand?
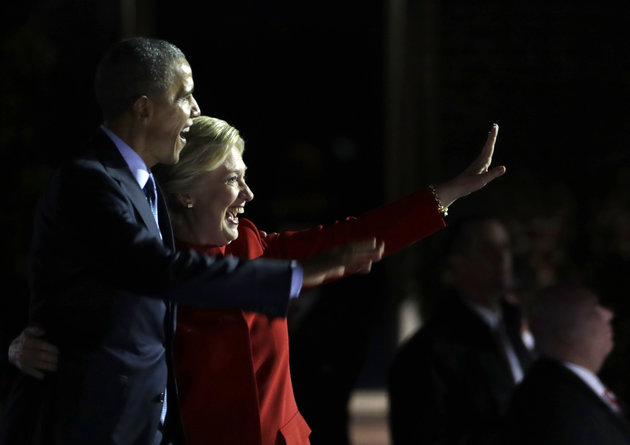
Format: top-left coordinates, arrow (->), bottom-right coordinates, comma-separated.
434,123 -> 506,209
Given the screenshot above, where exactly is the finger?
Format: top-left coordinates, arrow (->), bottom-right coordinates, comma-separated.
376,241 -> 385,258
35,360 -> 58,371
366,241 -> 384,260
472,165 -> 507,190
478,123 -> 499,171
347,244 -> 383,263
361,238 -> 382,252
356,242 -> 384,264
325,265 -> 346,281
484,165 -> 507,182
345,243 -> 384,274
26,339 -> 59,355
350,238 -> 377,250
461,123 -> 498,176
21,354 -> 58,371
24,350 -> 59,367
370,241 -> 385,260
22,367 -> 45,380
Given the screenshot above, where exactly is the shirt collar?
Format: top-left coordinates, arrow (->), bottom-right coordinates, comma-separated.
100,125 -> 150,189
562,361 -> 607,398
463,298 -> 502,330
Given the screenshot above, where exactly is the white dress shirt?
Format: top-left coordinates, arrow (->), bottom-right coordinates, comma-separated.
563,361 -> 620,413
465,299 -> 525,383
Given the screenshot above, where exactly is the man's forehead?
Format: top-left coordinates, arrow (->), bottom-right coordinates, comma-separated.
169,60 -> 194,93
179,59 -> 193,75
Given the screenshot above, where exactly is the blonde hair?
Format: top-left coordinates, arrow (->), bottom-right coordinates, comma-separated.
155,115 -> 245,226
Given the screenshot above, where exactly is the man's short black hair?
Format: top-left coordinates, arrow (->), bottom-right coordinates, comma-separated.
94,37 -> 185,120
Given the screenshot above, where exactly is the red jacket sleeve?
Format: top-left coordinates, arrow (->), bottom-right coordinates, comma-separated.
230,188 -> 445,262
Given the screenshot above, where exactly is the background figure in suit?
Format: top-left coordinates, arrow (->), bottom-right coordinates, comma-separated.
501,284 -> 630,445
0,38 -> 382,445
388,218 -> 533,445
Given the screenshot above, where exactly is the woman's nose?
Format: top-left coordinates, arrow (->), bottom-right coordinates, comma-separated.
242,183 -> 254,202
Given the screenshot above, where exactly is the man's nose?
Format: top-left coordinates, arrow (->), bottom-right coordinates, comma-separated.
191,96 -> 201,117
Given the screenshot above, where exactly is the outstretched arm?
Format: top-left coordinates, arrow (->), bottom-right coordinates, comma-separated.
241,124 -> 504,265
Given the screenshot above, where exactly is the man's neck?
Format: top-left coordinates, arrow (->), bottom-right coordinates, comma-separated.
552,350 -> 601,374
103,119 -> 154,168
458,288 -> 502,311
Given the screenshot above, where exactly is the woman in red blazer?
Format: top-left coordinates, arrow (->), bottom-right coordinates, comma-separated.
154,116 -> 505,445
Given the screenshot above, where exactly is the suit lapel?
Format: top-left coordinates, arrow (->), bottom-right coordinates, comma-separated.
546,359 -> 630,438
453,297 -> 505,356
155,180 -> 177,334
91,129 -> 163,241
156,181 -> 175,249
90,130 -> 178,337
502,300 -> 534,370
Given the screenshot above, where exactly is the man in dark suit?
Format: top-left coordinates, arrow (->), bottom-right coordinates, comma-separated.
0,37 -> 382,445
388,218 -> 533,445
501,284 -> 630,445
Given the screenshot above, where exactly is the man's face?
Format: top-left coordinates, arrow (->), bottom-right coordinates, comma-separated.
575,294 -> 614,371
454,220 -> 514,297
144,59 -> 200,167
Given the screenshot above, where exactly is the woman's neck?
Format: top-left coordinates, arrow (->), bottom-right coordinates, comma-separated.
174,222 -> 219,247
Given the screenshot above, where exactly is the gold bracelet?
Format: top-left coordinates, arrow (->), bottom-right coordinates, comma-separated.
428,184 -> 448,216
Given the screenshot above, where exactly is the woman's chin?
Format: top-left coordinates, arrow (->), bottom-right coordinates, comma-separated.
219,229 -> 239,246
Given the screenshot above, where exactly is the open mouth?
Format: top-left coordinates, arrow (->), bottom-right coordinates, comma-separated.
226,206 -> 244,224
179,126 -> 190,143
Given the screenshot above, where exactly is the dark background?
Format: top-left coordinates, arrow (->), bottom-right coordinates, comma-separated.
2,0 -> 630,441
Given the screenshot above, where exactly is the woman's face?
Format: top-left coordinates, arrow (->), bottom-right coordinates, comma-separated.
186,146 -> 254,246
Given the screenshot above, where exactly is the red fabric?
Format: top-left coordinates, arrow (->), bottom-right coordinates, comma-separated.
174,188 -> 445,445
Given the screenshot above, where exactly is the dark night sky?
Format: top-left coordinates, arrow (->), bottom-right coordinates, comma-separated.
3,1 -> 629,221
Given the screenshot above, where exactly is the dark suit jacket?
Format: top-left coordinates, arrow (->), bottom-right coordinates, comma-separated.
501,358 -> 630,445
0,129 -> 294,445
388,293 -> 533,445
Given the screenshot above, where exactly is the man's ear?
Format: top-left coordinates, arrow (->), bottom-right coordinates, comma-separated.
131,95 -> 151,121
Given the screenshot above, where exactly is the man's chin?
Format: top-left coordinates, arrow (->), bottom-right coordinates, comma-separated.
169,150 -> 182,165
172,140 -> 188,163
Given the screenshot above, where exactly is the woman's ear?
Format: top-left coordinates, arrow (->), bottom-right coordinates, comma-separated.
175,193 -> 194,209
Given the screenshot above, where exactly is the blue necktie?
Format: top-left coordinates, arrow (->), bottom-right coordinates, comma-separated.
143,172 -> 159,229
144,172 -> 167,425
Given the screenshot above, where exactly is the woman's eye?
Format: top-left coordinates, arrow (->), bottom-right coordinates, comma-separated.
227,176 -> 238,183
